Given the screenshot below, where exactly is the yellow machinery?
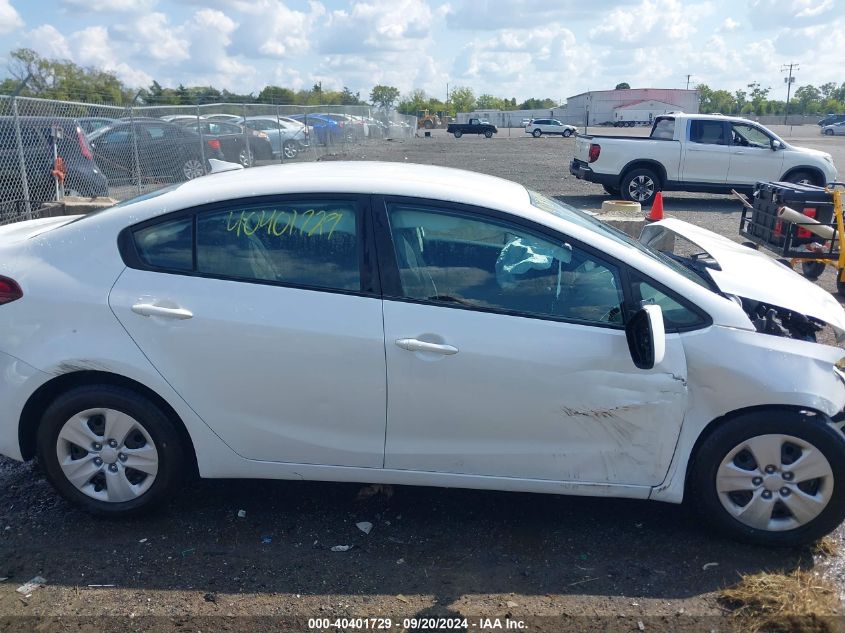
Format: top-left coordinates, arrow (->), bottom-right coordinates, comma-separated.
417,110 -> 441,130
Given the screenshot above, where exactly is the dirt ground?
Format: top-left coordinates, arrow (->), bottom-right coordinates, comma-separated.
1,124 -> 845,632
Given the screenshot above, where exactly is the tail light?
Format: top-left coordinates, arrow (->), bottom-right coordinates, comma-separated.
588,143 -> 601,163
256,132 -> 269,139
76,126 -> 93,161
207,139 -> 221,151
0,276 -> 22,305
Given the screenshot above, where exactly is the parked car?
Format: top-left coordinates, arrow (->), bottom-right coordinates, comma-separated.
822,121 -> 845,136
87,119 -> 223,184
525,119 -> 576,138
238,116 -> 309,159
570,113 -> 837,204
287,114 -> 345,145
2,161 -> 844,546
818,114 -> 845,127
446,118 -> 498,138
204,114 -> 243,123
0,116 -> 108,208
77,117 -> 118,136
160,115 -> 204,125
181,120 -> 272,166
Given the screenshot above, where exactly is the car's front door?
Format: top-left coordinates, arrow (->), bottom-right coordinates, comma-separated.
727,122 -> 785,186
377,199 -> 690,486
109,195 -> 387,466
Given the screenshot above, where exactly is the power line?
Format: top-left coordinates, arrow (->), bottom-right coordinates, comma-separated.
781,62 -> 799,125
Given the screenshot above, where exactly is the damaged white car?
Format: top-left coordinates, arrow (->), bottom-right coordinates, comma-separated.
0,162 -> 843,546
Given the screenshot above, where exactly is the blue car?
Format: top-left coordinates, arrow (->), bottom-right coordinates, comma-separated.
288,114 -> 346,146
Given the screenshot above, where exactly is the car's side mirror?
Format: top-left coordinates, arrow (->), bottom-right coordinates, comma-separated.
771,139 -> 783,151
625,304 -> 666,370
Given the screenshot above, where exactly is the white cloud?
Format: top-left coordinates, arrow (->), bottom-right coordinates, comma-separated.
28,24 -> 71,59
0,0 -> 23,34
112,12 -> 189,62
589,0 -> 709,46
747,0 -> 837,28
444,0 -> 636,30
229,0 -> 318,58
319,0 -> 434,54
721,17 -> 740,30
61,0 -> 158,12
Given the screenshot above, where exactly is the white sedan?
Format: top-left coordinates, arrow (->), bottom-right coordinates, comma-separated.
822,122 -> 845,136
1,162 -> 844,546
525,119 -> 577,137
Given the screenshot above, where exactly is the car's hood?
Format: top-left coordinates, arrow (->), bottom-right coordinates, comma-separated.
789,144 -> 834,162
641,218 -> 845,338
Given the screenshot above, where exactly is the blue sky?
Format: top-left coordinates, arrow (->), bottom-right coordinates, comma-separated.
0,0 -> 841,103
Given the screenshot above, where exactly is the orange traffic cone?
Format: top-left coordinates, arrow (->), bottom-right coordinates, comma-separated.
647,191 -> 664,221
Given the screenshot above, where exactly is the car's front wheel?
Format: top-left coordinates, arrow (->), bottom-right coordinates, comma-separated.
484,130 -> 493,138
37,385 -> 185,516
181,157 -> 205,180
690,410 -> 845,546
824,129 -> 834,136
563,129 -> 573,137
453,130 -> 463,138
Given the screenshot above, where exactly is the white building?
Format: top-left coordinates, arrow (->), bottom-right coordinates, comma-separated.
566,89 -> 699,126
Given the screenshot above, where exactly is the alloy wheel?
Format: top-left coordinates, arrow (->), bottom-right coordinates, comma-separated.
182,158 -> 205,180
627,174 -> 655,202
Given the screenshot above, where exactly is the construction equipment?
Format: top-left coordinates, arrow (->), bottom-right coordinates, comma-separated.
739,181 -> 845,295
416,110 -> 441,130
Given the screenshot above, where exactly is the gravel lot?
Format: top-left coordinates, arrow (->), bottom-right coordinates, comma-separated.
1,124 -> 844,632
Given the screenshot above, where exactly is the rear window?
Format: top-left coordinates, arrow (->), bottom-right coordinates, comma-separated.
650,118 -> 675,140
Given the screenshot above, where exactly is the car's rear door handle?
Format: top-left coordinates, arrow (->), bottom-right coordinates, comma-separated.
131,303 -> 194,320
395,338 -> 458,355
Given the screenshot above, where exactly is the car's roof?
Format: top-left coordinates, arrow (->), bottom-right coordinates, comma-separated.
103,162 -> 532,222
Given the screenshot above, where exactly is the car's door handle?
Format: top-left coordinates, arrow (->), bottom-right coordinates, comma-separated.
131,303 -> 194,320
395,338 -> 458,355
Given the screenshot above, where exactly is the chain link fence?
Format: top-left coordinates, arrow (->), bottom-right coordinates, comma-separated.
0,95 -> 417,226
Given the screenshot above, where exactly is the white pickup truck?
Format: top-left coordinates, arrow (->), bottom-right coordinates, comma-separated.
569,113 -> 837,205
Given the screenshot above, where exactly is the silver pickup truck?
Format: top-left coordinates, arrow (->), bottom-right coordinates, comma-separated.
569,113 -> 837,205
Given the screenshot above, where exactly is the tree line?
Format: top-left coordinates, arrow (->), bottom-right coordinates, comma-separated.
2,49 -> 842,119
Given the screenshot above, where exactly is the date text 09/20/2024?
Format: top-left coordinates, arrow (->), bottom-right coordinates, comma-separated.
308,617 -> 527,630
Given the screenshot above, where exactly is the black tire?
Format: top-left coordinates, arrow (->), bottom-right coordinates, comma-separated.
801,261 -> 826,280
532,129 -> 542,138
563,129 -> 573,138
784,170 -> 818,186
602,184 -> 621,196
620,168 -> 660,206
484,130 -> 493,139
453,130 -> 463,139
37,384 -> 185,516
824,129 -> 834,136
689,410 -> 845,546
423,120 -> 434,130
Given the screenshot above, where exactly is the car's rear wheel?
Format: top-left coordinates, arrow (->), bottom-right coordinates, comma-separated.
181,157 -> 205,180
532,129 -> 542,138
621,168 -> 659,206
563,129 -> 573,137
690,410 -> 845,546
283,140 -> 299,159
37,385 -> 185,516
453,130 -> 463,138
238,147 -> 254,167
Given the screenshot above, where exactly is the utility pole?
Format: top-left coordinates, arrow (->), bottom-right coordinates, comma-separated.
685,74 -> 693,90
781,62 -> 799,125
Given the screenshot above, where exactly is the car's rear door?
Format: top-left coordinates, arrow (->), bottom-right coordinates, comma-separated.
375,197 -> 689,486
109,194 -> 387,466
681,119 -> 731,184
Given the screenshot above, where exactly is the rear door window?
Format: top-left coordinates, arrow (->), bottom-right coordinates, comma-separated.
689,120 -> 727,145
650,118 -> 675,139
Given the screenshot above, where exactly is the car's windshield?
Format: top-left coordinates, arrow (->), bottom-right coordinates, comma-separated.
529,190 -> 711,288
